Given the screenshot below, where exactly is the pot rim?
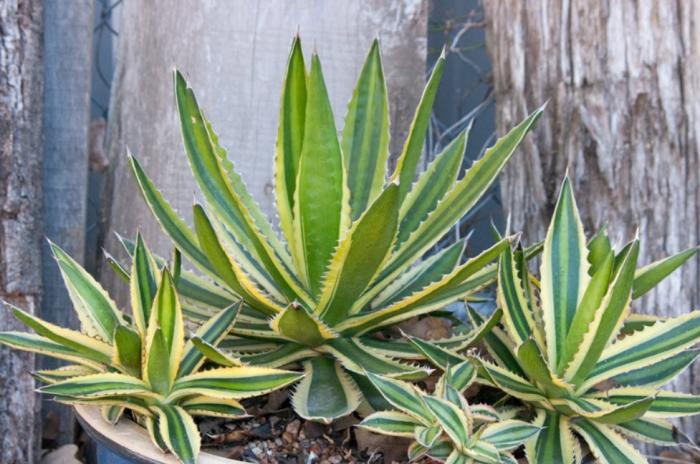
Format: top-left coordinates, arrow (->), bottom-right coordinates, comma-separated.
74,405 -> 246,464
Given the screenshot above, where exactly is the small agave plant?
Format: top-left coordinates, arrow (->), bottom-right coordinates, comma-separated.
0,238 -> 302,464
416,177 -> 700,463
121,35 -> 544,422
358,361 -> 540,463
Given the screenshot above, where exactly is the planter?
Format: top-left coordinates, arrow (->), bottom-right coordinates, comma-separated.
75,405 -> 244,464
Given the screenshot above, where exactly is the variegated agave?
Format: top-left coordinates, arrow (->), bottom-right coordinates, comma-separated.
0,239 -> 302,464
414,177 -> 700,464
358,361 -> 540,463
122,35 -> 543,422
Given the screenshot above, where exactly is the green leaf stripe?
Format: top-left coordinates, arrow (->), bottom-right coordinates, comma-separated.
365,372 -> 432,423
156,404 -> 200,464
342,39 -> 390,220
423,396 -> 470,450
179,302 -> 240,376
584,311 -> 700,388
358,411 -> 419,437
171,367 -> 302,400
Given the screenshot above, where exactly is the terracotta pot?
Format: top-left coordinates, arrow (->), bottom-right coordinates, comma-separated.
75,405 -> 245,464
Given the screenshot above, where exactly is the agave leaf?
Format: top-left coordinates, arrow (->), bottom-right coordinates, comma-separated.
372,239 -> 465,310
516,339 -> 570,398
479,420 -> 541,451
179,302 -> 241,377
357,410 -> 420,437
416,424 -> 442,448
8,305 -> 112,365
565,240 -> 639,386
397,126 -> 468,246
170,366 -> 302,401
572,421 -> 646,464
468,307 -> 525,377
426,440 -> 454,461
145,415 -> 168,452
291,357 -> 361,423
423,396 -> 470,452
478,360 -> 547,403
406,335 -> 465,369
632,246 -> 699,299
578,310 -> 700,392
342,39 -> 390,220
341,238 -> 509,334
365,372 -> 433,424
58,395 -> 153,418
372,106 -> 544,306
391,51 -> 445,201
174,71 -> 305,305
437,361 -> 477,393
566,396 -> 654,425
204,116 -> 294,274
193,205 -> 283,313
240,343 -> 317,368
0,332 -> 103,369
129,234 -> 160,336
558,250 -> 613,374
40,373 -> 155,399
50,241 -> 124,341
527,412 -> 577,464
613,417 -> 678,445
322,337 -> 429,380
590,388 -> 700,418
115,233 -> 239,311
101,405 -> 124,424
33,364 -> 98,384
181,395 -> 247,419
498,247 -> 541,348
619,312 -> 662,335
128,155 -> 214,278
113,325 -> 141,377
587,227 -> 613,277
191,337 -> 241,367
274,36 -> 307,274
192,205 -> 249,299
316,184 -> 400,325
145,328 -> 171,396
611,349 -> 700,389
293,54 -> 350,296
147,270 -> 185,383
540,177 -> 591,369
155,404 -> 201,464
270,303 -> 336,346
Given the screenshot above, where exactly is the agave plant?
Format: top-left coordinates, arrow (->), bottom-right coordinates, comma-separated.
412,177 -> 700,463
0,238 -> 302,464
358,360 -> 540,463
123,36 -> 543,423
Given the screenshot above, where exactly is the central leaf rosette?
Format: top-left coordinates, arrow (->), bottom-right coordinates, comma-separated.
121,36 -> 543,422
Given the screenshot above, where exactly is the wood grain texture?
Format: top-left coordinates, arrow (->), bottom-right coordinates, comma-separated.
40,0 -> 94,446
0,0 -> 43,461
485,0 -> 700,432
100,0 -> 428,306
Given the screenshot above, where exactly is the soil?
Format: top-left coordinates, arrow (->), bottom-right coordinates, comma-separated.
197,391 -> 431,464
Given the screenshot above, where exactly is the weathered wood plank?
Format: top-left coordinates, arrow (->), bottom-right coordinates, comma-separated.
0,0 -> 43,461
485,0 -> 700,433
40,0 -> 94,447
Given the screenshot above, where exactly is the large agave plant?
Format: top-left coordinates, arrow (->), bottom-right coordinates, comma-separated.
358,362 -> 540,463
415,177 -> 700,463
124,36 -> 543,422
0,238 -> 302,464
